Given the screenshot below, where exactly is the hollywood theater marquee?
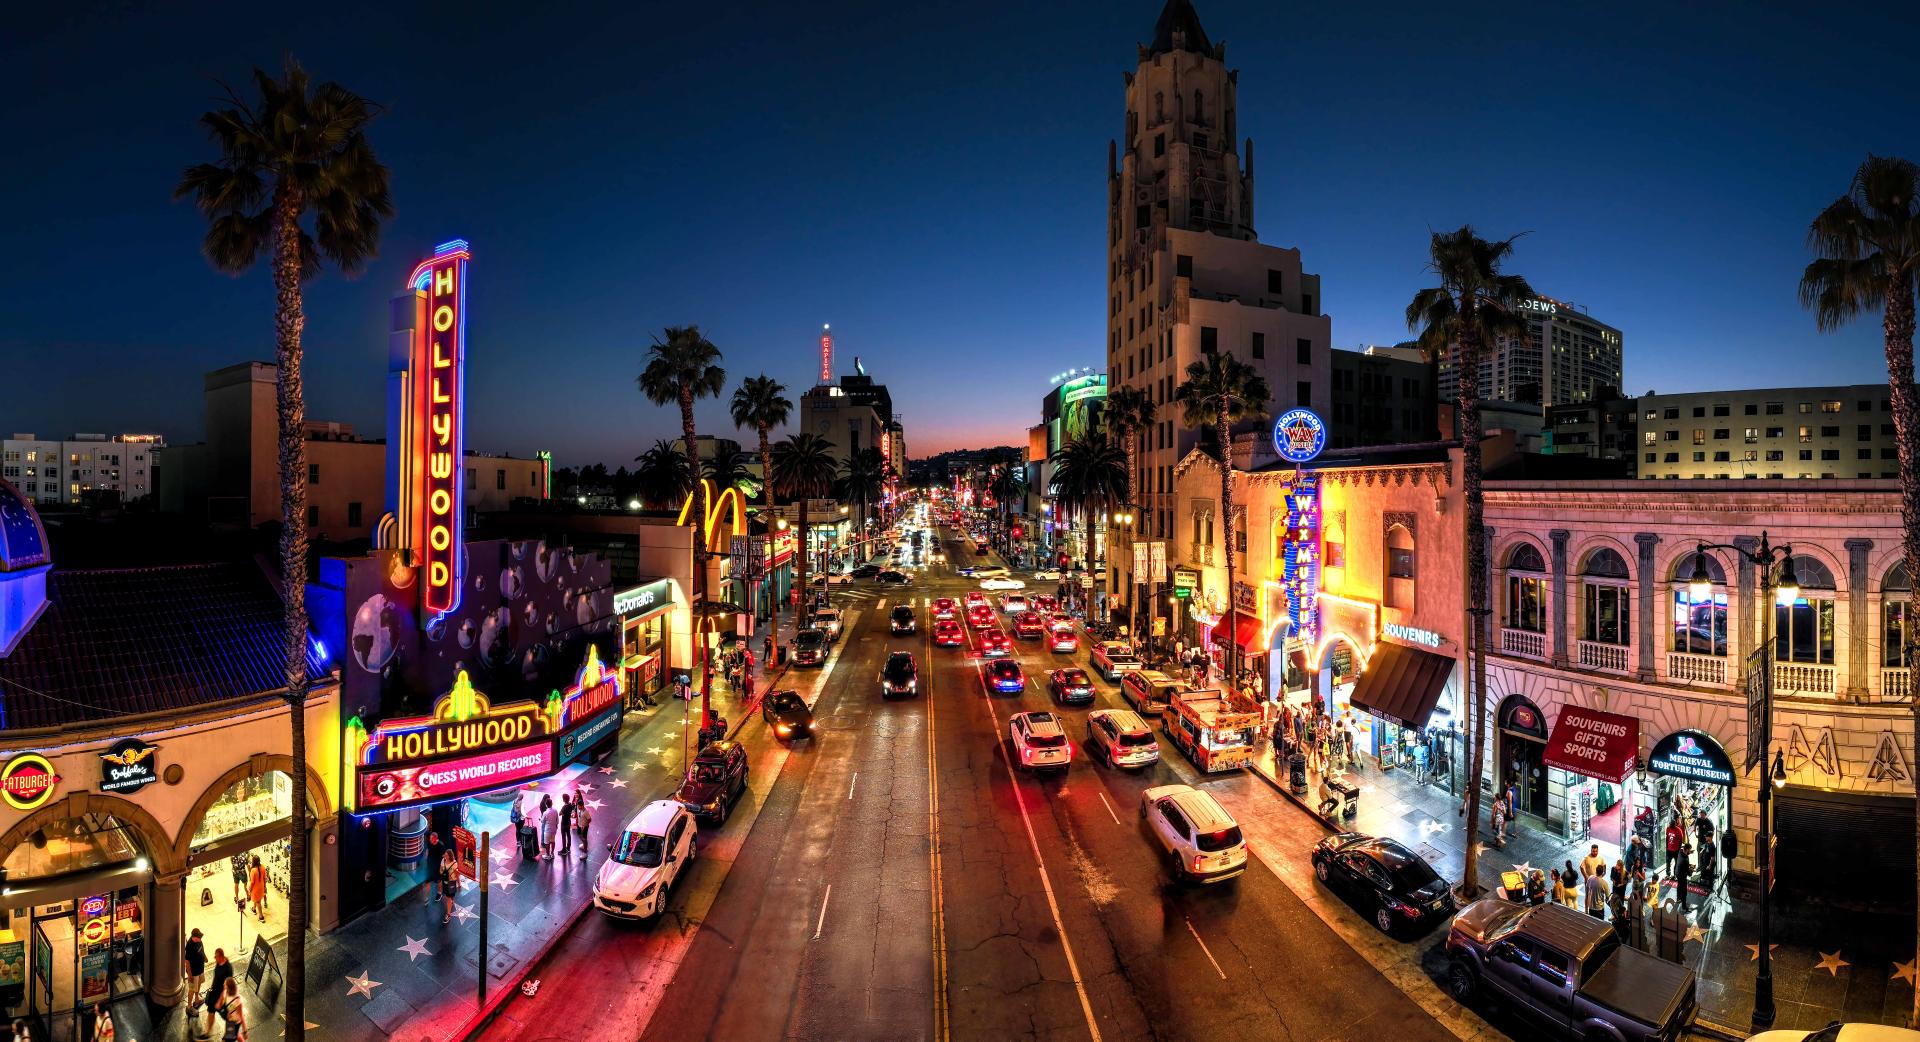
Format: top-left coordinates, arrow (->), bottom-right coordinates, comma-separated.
348,647 -> 623,813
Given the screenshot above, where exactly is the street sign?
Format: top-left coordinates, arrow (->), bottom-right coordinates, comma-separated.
1172,568 -> 1197,596
1079,574 -> 1094,589
1744,646 -> 1769,774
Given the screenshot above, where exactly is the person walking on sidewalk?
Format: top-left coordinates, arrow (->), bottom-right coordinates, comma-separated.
439,848 -> 460,923
572,793 -> 592,859
559,791 -> 579,858
246,855 -> 267,922
92,1003 -> 115,1042
216,976 -> 246,1042
1584,868 -> 1609,919
228,852 -> 247,913
539,795 -> 558,860
184,927 -> 207,1010
1665,815 -> 1683,871
201,950 -> 232,1039
1628,868 -> 1650,949
1490,792 -> 1508,848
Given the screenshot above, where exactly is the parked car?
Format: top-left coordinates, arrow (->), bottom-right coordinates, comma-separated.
791,629 -> 828,666
761,690 -> 814,741
931,597 -> 958,620
985,658 -> 1025,694
979,576 -> 1026,590
1446,899 -> 1697,1042
879,651 -> 919,697
1047,667 -> 1096,706
890,604 -> 917,635
1091,641 -> 1142,681
1009,711 -> 1073,772
673,741 -> 749,824
809,607 -> 843,640
594,800 -> 695,920
978,630 -> 1013,657
1311,833 -> 1455,936
1086,708 -> 1159,768
1139,784 -> 1247,884
1121,669 -> 1185,715
932,620 -> 966,646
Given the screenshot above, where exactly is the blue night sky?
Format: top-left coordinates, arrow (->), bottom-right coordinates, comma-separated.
4,2 -> 1916,467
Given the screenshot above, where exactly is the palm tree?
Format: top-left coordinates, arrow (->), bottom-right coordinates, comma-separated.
840,448 -> 887,558
1174,353 -> 1271,686
1406,225 -> 1535,899
1801,155 -> 1919,1015
634,439 -> 693,509
1049,437 -> 1129,611
175,60 -> 392,1037
773,434 -> 839,607
638,326 -> 726,723
731,375 -> 793,662
704,441 -> 756,497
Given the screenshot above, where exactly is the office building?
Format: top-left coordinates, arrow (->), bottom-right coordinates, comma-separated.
799,356 -> 901,468
1329,347 -> 1436,449
1545,388 -> 1639,468
1634,384 -> 1902,480
2,433 -> 163,506
1435,295 -> 1623,407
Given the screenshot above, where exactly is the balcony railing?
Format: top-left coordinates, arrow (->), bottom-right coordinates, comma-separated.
1501,627 -> 1546,660
1578,640 -> 1631,674
1667,652 -> 1728,687
1880,667 -> 1914,703
1774,661 -> 1836,698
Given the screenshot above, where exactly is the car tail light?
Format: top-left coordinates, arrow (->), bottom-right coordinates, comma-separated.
1192,854 -> 1206,872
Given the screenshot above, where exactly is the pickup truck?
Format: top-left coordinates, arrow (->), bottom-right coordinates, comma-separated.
1091,641 -> 1142,681
1446,899 -> 1695,1042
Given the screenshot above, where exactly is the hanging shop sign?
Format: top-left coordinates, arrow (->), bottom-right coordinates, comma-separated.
614,577 -> 677,616
0,753 -> 60,811
1272,408 -> 1328,465
1382,622 -> 1444,649
405,239 -> 472,623
559,707 -> 622,762
1172,568 -> 1198,598
358,744 -> 553,811
1648,730 -> 1734,786
97,738 -> 160,795
1541,706 -> 1639,784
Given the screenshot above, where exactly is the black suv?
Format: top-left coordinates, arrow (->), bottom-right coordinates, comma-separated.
879,651 -> 918,698
674,741 -> 749,824
850,564 -> 882,579
890,604 -> 917,634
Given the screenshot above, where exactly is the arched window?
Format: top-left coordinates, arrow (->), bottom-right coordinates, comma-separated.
1775,555 -> 1836,665
1506,543 -> 1548,633
1671,553 -> 1727,657
2,813 -> 147,881
1385,524 -> 1415,608
1582,548 -> 1631,647
1886,562 -> 1911,668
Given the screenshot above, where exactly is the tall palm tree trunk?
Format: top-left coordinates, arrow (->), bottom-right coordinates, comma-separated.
1882,275 -> 1920,1027
272,187 -> 313,1037
758,426 -> 778,670
679,395 -> 709,723
1458,321 -> 1491,899
1218,408 -> 1237,687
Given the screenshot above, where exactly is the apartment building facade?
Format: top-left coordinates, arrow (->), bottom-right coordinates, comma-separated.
2,433 -> 163,506
1635,385 -> 1901,480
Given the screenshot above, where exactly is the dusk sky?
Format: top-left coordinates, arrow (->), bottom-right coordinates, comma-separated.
5,2 -> 1916,467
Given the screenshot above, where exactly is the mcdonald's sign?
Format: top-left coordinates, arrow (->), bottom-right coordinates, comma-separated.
676,479 -> 746,552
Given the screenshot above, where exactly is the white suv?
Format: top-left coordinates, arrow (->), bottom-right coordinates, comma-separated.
594,800 -> 697,919
998,594 -> 1030,615
810,607 -> 844,640
1009,711 -> 1073,772
1086,708 -> 1160,768
1140,784 -> 1247,884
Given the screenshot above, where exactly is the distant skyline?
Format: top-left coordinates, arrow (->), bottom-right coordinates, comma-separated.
4,2 -> 1916,467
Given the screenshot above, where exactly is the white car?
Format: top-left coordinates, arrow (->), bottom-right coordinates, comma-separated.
1087,709 -> 1160,768
809,607 -> 844,639
998,594 -> 1030,614
979,576 -> 1027,591
969,565 -> 1011,579
594,800 -> 696,919
1009,711 -> 1073,772
1031,568 -> 1061,581
1140,784 -> 1247,884
823,572 -> 855,585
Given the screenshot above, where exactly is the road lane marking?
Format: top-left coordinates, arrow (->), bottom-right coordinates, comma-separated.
927,606 -> 950,1042
1185,918 -> 1228,980
814,884 -> 832,940
1097,791 -> 1121,825
848,771 -> 858,800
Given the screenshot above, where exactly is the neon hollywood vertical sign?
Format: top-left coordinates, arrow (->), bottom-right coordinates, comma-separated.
408,239 -> 470,621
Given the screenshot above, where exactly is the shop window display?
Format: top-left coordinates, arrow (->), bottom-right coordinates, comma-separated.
185,773 -> 296,953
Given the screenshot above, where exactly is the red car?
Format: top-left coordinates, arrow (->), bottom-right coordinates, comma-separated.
932,597 -> 958,620
1049,627 -> 1079,653
968,607 -> 997,630
1032,596 -> 1059,614
979,631 -> 1013,657
964,591 -> 988,609
933,620 -> 965,646
1013,612 -> 1045,639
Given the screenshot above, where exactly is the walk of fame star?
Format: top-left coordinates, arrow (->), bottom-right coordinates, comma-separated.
1893,958 -> 1917,985
398,936 -> 431,961
1745,943 -> 1780,961
1815,951 -> 1850,976
345,970 -> 381,999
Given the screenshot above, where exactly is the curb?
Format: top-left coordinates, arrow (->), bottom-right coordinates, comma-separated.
453,884 -> 596,1041
1246,751 -> 1344,834
1688,1019 -> 1748,1041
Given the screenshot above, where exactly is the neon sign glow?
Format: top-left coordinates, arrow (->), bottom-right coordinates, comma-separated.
676,479 -> 746,551
820,324 -> 833,384
1281,475 -> 1321,651
1272,408 -> 1327,465
407,239 -> 470,621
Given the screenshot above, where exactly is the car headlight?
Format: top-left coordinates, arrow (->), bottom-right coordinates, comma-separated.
639,883 -> 657,898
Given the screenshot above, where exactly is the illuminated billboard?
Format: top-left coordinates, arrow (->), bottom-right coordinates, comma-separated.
404,239 -> 471,622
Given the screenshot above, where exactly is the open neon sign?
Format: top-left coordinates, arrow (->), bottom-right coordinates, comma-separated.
408,240 -> 470,620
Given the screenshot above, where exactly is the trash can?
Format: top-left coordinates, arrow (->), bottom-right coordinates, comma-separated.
777,646 -> 790,666
1288,753 -> 1308,794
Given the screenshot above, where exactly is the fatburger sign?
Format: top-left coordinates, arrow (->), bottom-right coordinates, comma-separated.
1,753 -> 61,811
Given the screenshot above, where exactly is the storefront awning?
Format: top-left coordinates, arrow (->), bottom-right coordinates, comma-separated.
1348,641 -> 1453,730
1541,706 -> 1639,784
1209,613 -> 1267,654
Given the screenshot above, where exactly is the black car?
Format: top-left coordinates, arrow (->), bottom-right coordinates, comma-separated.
876,570 -> 911,585
791,629 -> 828,666
761,690 -> 814,741
850,564 -> 882,579
1311,832 -> 1455,937
879,651 -> 918,697
890,604 -> 917,635
674,741 -> 749,824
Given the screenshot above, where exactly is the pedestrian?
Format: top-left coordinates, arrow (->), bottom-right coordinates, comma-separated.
247,855 -> 268,922
201,950 -> 232,1038
216,976 -> 245,1042
1584,869 -> 1609,919
439,847 -> 459,923
12,1020 -> 29,1042
539,795 -> 559,860
1694,809 -> 1718,886
1628,868 -> 1650,949
1626,831 -> 1649,876
1580,844 -> 1606,882
1551,868 -> 1576,906
1525,868 -> 1547,906
184,927 -> 207,1010
572,793 -> 592,858
228,851 -> 248,912
1675,832 -> 1693,912
762,634 -> 773,663
1561,860 -> 1580,906
1490,792 -> 1508,848
559,791 -> 579,857
93,1003 -> 115,1042
1665,815 -> 1683,871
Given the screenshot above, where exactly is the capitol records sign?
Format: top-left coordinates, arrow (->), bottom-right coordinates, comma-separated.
98,739 -> 160,795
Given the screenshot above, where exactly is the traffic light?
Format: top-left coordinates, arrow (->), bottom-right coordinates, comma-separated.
1011,525 -> 1023,539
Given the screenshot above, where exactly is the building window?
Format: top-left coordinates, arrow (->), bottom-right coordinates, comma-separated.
1200,326 -> 1217,353
306,505 -> 319,527
1821,425 -> 1840,437
1297,381 -> 1311,407
1860,448 -> 1874,460
496,468 -> 507,490
1744,404 -> 1758,415
1672,555 -> 1727,656
1766,402 -> 1784,414
1713,404 -> 1730,416
1664,452 -> 1679,463
1887,564 -> 1912,668
1859,424 -> 1874,441
308,463 -> 320,484
1799,402 -> 1813,413
1691,407 -> 1706,418
1692,452 -> 1706,462
1581,548 -> 1632,646
1268,269 -> 1283,294
1153,133 -> 1165,157
1799,426 -> 1813,442
1176,254 -> 1192,279
467,468 -> 478,489
1505,543 -> 1548,633
1743,450 -> 1759,461
1644,431 -> 1658,445
347,502 -> 362,528
1713,451 -> 1730,462
1644,452 -> 1656,463
1692,429 -> 1706,444
1251,331 -> 1265,358
1744,428 -> 1759,443
1663,430 -> 1679,442
1821,400 -> 1843,413
1766,427 -> 1783,438
1712,428 -> 1729,440
1775,556 -> 1836,664
1663,408 -> 1680,420
1821,449 -> 1840,461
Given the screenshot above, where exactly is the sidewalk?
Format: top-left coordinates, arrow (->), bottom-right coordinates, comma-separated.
1244,735 -> 1918,1033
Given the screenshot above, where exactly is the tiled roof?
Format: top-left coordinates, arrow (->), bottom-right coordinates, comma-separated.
0,562 -> 325,732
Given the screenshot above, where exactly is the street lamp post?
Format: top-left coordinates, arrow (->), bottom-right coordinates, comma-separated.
1687,532 -> 1799,1033
1113,509 -> 1137,642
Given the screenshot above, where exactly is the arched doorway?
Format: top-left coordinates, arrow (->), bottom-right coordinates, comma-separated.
1496,695 -> 1550,820
174,759 -> 331,964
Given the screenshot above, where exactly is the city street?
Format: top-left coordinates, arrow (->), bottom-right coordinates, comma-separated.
492,524 -> 1462,1042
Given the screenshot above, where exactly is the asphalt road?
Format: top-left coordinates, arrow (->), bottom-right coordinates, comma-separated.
494,516 -> 1467,1042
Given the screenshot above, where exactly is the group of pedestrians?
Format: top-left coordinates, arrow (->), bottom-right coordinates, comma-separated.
1270,698 -> 1360,776
180,928 -> 246,1040
506,790 -> 594,867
